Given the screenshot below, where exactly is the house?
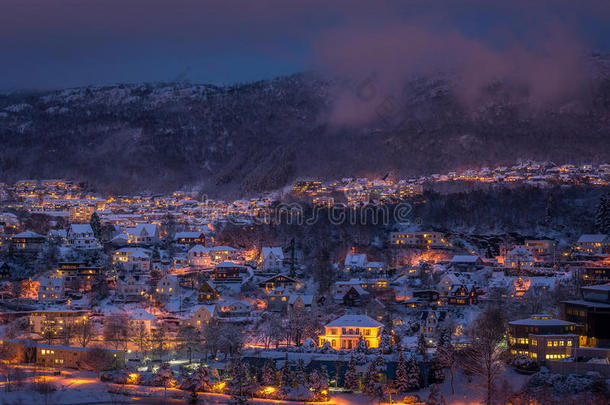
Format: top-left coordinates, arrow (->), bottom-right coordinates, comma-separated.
215,300 -> 251,318
448,255 -> 483,271
125,224 -> 160,245
390,231 -> 446,248
33,342 -> 125,369
318,314 -> 383,349
212,262 -> 244,283
365,261 -> 386,273
174,231 -> 206,246
524,240 -> 555,258
260,247 -> 284,272
208,246 -> 237,263
259,274 -> 300,292
38,278 -> 64,303
156,274 -> 179,297
188,245 -> 211,267
185,305 -> 215,329
575,235 -> 610,256
341,285 -> 370,307
198,280 -> 219,303
57,262 -> 102,292
29,310 -> 89,334
438,272 -> 474,294
129,309 -> 156,333
67,224 -> 99,249
508,315 -> 579,362
446,284 -> 478,305
11,231 -> 46,253
267,288 -> 292,312
505,247 -> 535,271
116,275 -> 148,301
421,310 -> 447,345
0,261 -> 11,279
113,247 -> 151,273
562,283 -> 610,347
289,294 -> 315,311
344,253 -> 367,272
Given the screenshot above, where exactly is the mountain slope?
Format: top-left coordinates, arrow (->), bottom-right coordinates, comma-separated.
1,64 -> 610,197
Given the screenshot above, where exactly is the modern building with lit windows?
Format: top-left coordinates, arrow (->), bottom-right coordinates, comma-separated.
508,314 -> 579,362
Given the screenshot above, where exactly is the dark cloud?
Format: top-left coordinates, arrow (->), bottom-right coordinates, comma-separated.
1,0 -> 609,99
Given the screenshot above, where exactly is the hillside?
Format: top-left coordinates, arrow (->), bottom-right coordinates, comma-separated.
2,60 -> 610,197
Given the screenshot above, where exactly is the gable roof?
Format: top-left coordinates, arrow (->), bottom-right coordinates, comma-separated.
70,224 -> 93,234
262,247 -> 284,260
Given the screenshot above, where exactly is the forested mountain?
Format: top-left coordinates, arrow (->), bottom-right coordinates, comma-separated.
2,56 -> 610,197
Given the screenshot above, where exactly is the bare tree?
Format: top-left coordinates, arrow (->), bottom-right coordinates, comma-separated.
178,325 -> 202,364
77,318 -> 95,348
129,322 -> 150,354
103,314 -> 129,350
459,306 -> 507,405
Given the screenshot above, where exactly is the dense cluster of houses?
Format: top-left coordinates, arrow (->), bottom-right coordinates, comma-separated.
0,177 -> 609,390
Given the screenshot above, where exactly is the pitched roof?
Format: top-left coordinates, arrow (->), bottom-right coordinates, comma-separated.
577,234 -> 609,243
325,314 -> 383,328
70,224 -> 93,234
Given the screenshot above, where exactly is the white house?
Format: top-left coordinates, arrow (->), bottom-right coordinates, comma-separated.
575,235 -> 610,256
113,247 -> 151,272
39,278 -> 64,303
188,245 -> 211,267
125,224 -> 160,245
260,247 -> 284,272
129,309 -> 156,333
67,224 -> 99,249
156,274 -> 179,297
505,247 -> 535,270
344,253 -> 367,271
215,300 -> 251,318
184,305 -> 216,329
116,275 -> 148,301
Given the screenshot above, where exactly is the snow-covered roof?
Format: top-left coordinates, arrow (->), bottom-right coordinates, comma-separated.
509,318 -> 575,327
450,255 -> 480,263
577,234 -> 609,243
215,261 -> 244,268
70,224 -> 93,234
175,231 -> 204,239
188,245 -> 209,253
345,253 -> 367,267
13,230 -> 44,238
325,314 -> 383,328
262,247 -> 284,260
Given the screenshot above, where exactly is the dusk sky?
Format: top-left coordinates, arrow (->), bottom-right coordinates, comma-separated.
2,0 -> 610,92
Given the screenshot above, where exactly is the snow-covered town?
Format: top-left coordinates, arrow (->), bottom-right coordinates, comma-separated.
4,2 -> 610,404
0,171 -> 609,405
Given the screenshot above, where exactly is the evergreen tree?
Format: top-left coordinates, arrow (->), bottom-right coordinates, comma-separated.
416,333 -> 427,359
294,358 -> 306,387
429,355 -> 445,383
261,359 -> 276,386
343,353 -> 359,391
380,328 -> 393,354
279,354 -> 292,387
595,194 -> 607,233
356,335 -> 368,352
406,357 -> 421,391
89,212 -> 102,240
394,348 -> 409,393
426,383 -> 447,405
363,361 -> 379,395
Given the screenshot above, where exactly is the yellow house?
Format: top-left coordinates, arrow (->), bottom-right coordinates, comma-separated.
318,314 -> 383,350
